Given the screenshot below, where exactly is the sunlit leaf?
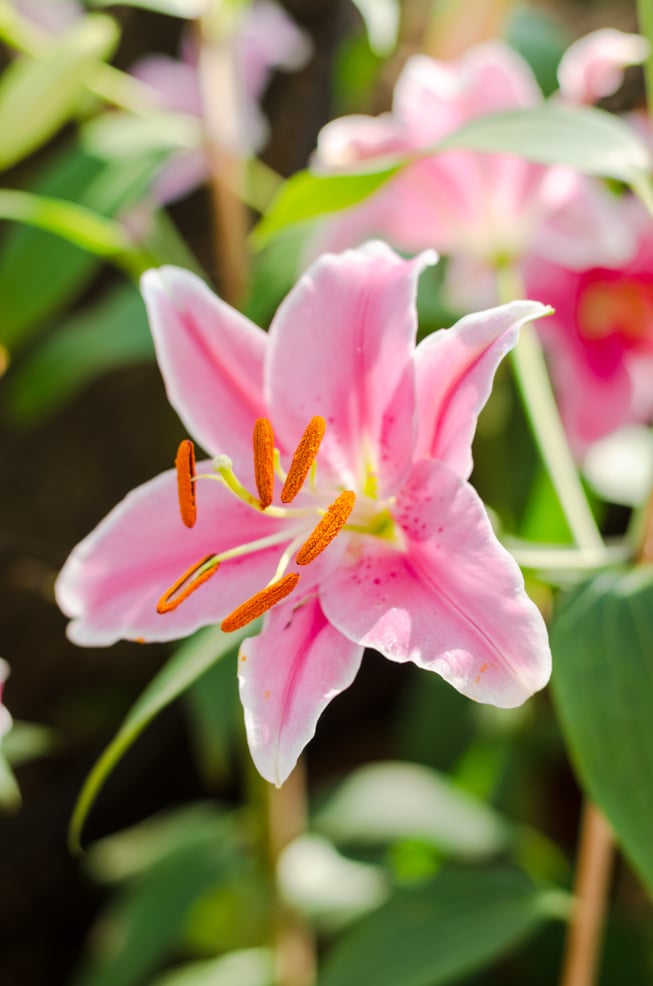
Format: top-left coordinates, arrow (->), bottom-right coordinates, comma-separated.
89,0 -> 207,16
7,284 -> 153,425
69,624 -> 253,852
0,747 -> 21,812
550,568 -> 653,894
314,761 -> 509,860
439,103 -> 651,186
252,102 -> 652,246
1,720 -> 57,765
0,14 -> 120,170
318,865 -> 569,986
82,110 -> 202,158
250,164 -> 400,247
151,950 -> 274,986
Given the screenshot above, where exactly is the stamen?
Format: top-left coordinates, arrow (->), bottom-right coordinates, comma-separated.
157,554 -> 220,614
296,491 -> 356,566
281,416 -> 326,503
221,572 -> 300,632
175,439 -> 196,528
253,418 -> 275,509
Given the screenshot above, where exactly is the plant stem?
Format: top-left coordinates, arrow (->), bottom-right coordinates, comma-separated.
497,267 -> 603,553
263,762 -> 316,986
637,0 -> 653,136
196,14 -> 249,307
558,804 -> 614,986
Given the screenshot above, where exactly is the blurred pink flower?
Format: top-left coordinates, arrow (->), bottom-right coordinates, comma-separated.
56,242 -> 551,785
526,201 -> 653,452
13,0 -> 83,35
310,40 -> 634,307
130,0 -> 310,203
0,660 -> 12,742
557,28 -> 649,104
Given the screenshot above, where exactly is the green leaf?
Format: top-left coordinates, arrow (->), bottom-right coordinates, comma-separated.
150,950 -> 274,986
1,720 -> 57,765
89,0 -> 206,16
0,746 -> 21,812
318,865 -> 568,986
0,144 -> 162,351
69,624 -> 253,852
0,14 -> 120,171
82,110 -> 202,159
439,103 -> 651,186
7,283 -> 153,425
250,165 -> 400,248
314,761 -> 509,860
73,807 -> 242,986
0,189 -> 131,257
550,567 -> 653,893
252,102 -> 652,247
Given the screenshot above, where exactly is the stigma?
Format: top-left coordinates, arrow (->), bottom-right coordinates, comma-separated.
159,416 -> 356,631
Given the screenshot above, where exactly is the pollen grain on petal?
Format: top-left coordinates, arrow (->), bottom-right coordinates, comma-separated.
221,572 -> 300,632
296,490 -> 356,565
253,417 -> 275,509
157,554 -> 220,614
175,439 -> 197,528
281,415 -> 326,503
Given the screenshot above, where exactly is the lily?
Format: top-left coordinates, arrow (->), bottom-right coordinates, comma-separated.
56,242 -> 552,785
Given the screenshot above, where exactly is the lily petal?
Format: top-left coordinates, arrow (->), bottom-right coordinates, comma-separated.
266,242 -> 436,494
56,466 -> 289,646
413,300 -> 549,479
238,596 -> 364,786
141,267 -> 268,476
322,460 -> 551,707
557,28 -> 649,105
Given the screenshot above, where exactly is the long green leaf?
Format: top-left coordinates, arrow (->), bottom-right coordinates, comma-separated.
0,14 -> 119,170
0,189 -> 131,255
0,144 -> 163,350
318,865 -> 568,986
69,625 -> 252,852
439,103 -> 651,185
550,567 -> 653,893
252,102 -> 651,247
250,164 -> 400,247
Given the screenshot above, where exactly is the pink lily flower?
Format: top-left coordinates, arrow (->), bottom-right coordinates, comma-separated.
556,28 -> 649,105
525,201 -> 653,452
129,0 -> 310,204
309,41 -> 633,307
56,242 -> 552,785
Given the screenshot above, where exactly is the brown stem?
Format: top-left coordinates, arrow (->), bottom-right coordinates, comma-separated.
264,760 -> 316,986
196,21 -> 249,307
558,803 -> 614,986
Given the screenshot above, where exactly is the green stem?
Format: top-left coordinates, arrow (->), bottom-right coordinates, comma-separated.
497,266 -> 603,553
637,0 -> 653,136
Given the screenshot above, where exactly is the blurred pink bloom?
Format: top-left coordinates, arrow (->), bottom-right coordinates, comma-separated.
130,0 -> 310,203
526,201 -> 653,452
0,660 -> 12,742
310,41 -> 634,307
13,0 -> 83,34
557,28 -> 649,104
56,242 -> 551,785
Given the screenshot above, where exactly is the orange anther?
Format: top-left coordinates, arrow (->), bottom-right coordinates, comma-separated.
221,572 -> 300,632
253,417 -> 275,509
175,439 -> 197,528
281,416 -> 326,503
296,491 -> 356,565
157,555 -> 219,614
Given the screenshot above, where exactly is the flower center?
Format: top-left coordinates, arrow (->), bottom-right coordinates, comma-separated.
578,277 -> 653,349
156,416 -> 365,631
